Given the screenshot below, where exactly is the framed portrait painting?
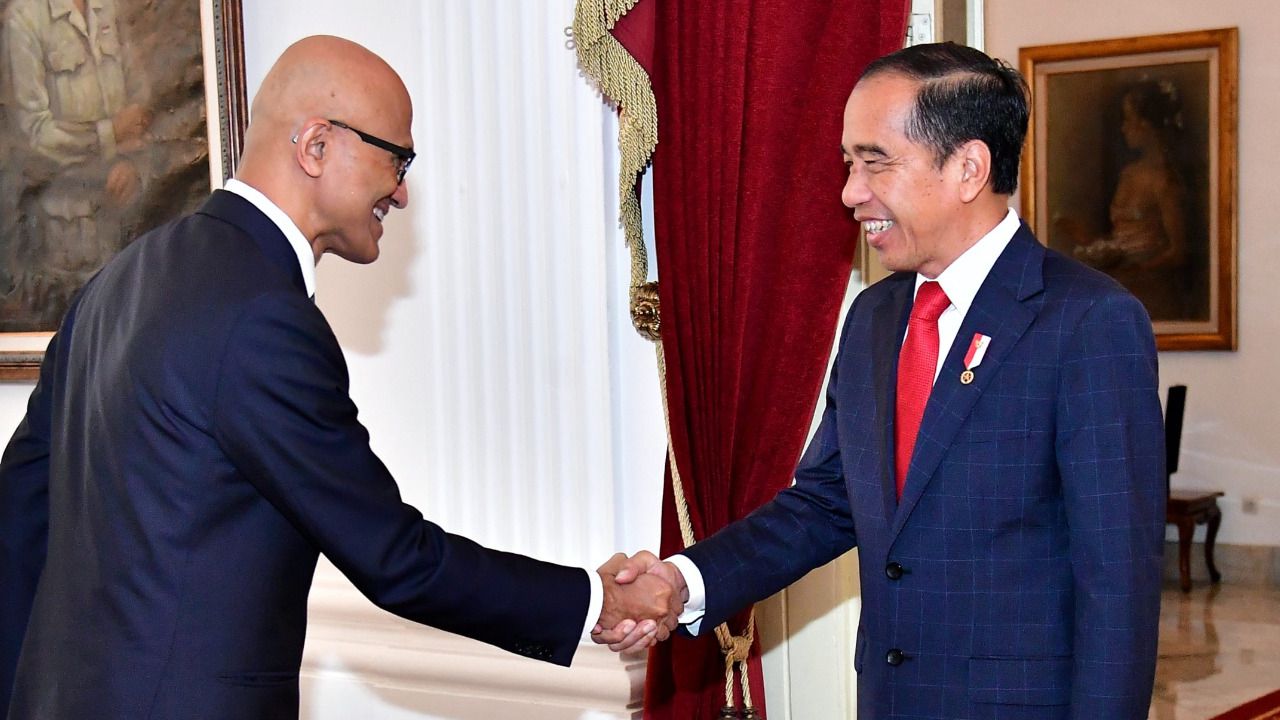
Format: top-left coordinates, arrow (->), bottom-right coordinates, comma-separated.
0,0 -> 247,379
1020,28 -> 1238,350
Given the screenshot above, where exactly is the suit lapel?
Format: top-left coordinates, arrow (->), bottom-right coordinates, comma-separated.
197,190 -> 308,296
868,274 -> 915,525
891,225 -> 1046,536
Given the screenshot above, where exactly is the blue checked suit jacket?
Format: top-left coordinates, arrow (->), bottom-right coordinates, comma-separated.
0,191 -> 590,720
683,224 -> 1165,720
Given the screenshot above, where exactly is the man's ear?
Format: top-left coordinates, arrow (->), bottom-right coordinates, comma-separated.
292,119 -> 329,179
954,139 -> 993,203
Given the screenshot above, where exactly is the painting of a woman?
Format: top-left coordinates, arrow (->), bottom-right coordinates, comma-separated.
1022,28 -> 1236,350
1057,79 -> 1194,320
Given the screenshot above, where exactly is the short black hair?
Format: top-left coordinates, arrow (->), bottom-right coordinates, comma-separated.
861,42 -> 1029,195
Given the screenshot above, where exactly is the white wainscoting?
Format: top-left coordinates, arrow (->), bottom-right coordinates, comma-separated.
300,562 -> 645,720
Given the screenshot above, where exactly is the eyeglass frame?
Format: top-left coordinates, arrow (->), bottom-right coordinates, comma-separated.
326,119 -> 415,184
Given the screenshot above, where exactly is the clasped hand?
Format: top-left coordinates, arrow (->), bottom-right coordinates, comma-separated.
592,551 -> 688,653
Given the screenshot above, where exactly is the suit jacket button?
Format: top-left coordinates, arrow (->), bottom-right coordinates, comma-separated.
886,649 -> 906,666
885,562 -> 904,580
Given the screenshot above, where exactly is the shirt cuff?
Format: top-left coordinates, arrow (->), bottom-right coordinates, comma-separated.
581,566 -> 603,640
666,553 -> 706,635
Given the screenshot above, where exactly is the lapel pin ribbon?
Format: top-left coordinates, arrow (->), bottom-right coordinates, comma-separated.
960,333 -> 991,385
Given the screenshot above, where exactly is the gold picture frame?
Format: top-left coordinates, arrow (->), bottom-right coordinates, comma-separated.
1020,28 -> 1238,351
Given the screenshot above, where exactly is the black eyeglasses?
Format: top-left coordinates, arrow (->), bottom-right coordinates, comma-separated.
328,119 -> 415,184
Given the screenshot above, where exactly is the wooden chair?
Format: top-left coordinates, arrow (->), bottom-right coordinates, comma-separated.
1163,384 -> 1224,592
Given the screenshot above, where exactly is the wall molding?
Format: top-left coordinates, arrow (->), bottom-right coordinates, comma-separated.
303,570 -> 644,718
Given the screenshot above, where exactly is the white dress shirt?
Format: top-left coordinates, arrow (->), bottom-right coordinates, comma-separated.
221,179 -> 605,639
669,208 -> 1021,632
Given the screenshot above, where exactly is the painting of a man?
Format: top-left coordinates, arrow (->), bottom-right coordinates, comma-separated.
1,0 -> 209,331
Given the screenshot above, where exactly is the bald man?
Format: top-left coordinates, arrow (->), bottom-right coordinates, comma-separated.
0,36 -> 677,720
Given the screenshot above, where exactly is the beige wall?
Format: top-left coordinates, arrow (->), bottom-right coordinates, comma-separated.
986,0 -> 1280,545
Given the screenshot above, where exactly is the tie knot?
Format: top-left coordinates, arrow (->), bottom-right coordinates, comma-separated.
910,281 -> 950,322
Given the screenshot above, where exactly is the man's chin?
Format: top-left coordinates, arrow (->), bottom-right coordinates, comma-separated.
871,248 -> 905,274
353,248 -> 380,264
331,243 -> 380,265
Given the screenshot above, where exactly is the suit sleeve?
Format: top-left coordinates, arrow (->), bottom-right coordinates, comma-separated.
1056,289 -> 1165,718
210,292 -> 590,666
0,330 -> 59,712
682,327 -> 858,632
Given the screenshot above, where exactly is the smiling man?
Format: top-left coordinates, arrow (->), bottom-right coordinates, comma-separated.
604,42 -> 1166,719
0,35 -> 682,720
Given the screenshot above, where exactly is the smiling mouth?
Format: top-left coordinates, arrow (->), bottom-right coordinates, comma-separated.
373,206 -> 387,222
862,219 -> 894,235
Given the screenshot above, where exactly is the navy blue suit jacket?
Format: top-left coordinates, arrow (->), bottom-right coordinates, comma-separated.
683,225 -> 1165,719
0,191 -> 590,719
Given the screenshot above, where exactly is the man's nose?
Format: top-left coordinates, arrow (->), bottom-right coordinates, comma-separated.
390,179 -> 409,210
842,171 -> 869,209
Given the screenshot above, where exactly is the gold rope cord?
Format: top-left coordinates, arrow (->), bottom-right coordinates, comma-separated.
571,0 -> 658,338
658,344 -> 758,716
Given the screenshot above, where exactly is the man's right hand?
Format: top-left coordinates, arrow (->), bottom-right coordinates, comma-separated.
591,551 -> 688,652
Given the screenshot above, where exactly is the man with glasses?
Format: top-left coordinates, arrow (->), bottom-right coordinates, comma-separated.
0,35 -> 682,720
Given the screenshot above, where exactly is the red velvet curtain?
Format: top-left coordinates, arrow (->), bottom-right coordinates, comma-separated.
611,2 -> 910,717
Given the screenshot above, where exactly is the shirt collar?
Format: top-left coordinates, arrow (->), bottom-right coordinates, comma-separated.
48,0 -> 76,21
915,207 -> 1020,315
223,179 -> 317,298
48,0 -> 102,19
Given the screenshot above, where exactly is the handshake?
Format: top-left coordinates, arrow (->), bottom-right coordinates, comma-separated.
591,551 -> 688,653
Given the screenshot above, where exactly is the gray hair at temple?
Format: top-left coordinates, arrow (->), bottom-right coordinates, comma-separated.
860,42 -> 1030,195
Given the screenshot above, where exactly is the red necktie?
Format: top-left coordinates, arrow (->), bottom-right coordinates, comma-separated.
895,281 -> 950,499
